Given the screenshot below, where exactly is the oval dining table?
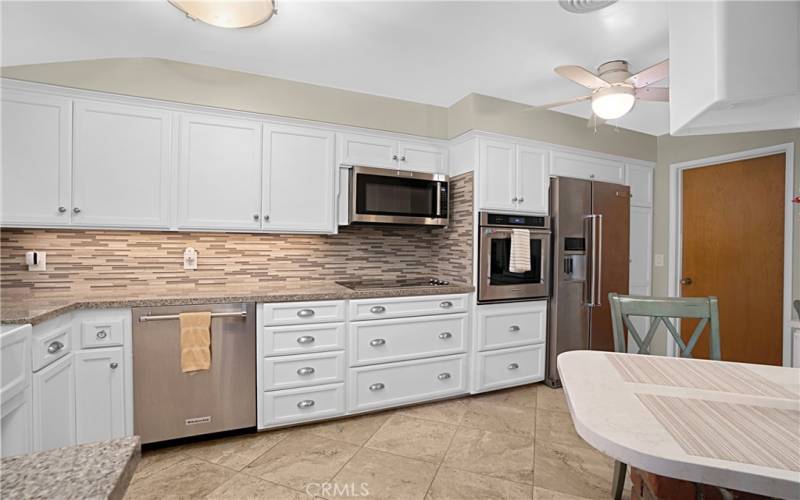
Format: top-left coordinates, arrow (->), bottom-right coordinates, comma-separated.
557,350 -> 800,499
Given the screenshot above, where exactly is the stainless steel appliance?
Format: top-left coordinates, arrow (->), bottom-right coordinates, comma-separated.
546,177 -> 630,387
132,303 -> 256,444
349,166 -> 449,226
478,212 -> 551,303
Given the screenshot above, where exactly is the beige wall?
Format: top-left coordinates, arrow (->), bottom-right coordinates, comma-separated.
652,128 -> 800,353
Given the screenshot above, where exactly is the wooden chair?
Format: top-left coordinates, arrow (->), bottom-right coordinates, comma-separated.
607,293 -> 722,500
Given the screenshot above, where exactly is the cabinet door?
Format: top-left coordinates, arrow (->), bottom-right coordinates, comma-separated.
74,348 -> 125,444
178,114 -> 263,230
478,139 -> 517,210
338,133 -> 397,168
550,151 -> 625,184
72,101 -> 171,228
1,388 -> 32,458
1,90 -> 71,225
397,141 -> 447,173
625,164 -> 654,207
263,125 -> 336,232
32,355 -> 75,452
516,145 -> 550,214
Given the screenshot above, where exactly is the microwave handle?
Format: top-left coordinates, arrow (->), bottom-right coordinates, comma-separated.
436,181 -> 442,217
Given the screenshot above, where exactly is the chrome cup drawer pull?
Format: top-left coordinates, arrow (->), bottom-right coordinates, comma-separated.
296,309 -> 315,318
297,399 -> 315,409
370,305 -> 386,314
439,301 -> 453,309
438,332 -> 452,340
47,341 -> 64,354
507,363 -> 520,370
508,325 -> 520,333
369,382 -> 385,391
296,335 -> 316,344
296,366 -> 316,376
96,330 -> 108,339
437,372 -> 451,380
369,338 -> 386,347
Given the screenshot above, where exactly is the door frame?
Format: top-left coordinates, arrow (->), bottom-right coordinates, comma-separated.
667,143 -> 795,365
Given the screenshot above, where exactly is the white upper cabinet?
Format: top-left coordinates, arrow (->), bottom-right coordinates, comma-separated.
338,132 -> 447,173
479,139 -> 517,211
74,348 -> 125,445
178,114 -> 263,230
625,164 -> 654,208
338,133 -> 398,169
397,141 -> 446,173
550,151 -> 624,184
72,101 -> 171,228
515,145 -> 549,214
1,90 -> 71,226
263,125 -> 336,233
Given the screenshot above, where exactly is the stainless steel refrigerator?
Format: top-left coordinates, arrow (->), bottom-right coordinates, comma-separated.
546,176 -> 630,387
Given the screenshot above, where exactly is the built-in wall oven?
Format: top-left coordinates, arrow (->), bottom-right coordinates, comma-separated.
349,166 -> 449,226
478,212 -> 551,303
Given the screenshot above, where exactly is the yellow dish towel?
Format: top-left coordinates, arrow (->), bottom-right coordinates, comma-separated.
180,312 -> 211,373
509,228 -> 532,273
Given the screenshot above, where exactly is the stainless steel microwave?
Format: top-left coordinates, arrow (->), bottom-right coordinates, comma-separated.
349,166 -> 449,226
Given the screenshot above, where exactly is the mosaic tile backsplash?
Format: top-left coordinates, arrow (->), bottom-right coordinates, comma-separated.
0,173 -> 473,292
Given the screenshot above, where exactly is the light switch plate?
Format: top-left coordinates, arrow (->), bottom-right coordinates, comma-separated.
26,251 -> 46,271
654,254 -> 665,267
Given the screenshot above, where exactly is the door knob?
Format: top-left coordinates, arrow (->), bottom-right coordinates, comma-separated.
680,277 -> 693,285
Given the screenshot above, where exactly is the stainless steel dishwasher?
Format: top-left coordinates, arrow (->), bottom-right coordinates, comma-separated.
132,303 -> 256,444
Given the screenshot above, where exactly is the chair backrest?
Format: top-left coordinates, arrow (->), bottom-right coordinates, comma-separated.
608,293 -> 721,360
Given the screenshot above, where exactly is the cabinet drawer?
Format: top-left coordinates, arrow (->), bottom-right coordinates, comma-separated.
349,314 -> 467,366
475,344 -> 545,392
32,322 -> 72,372
263,351 -> 345,391
477,301 -> 546,351
263,301 -> 345,326
262,323 -> 345,356
80,318 -> 123,348
349,354 -> 467,412
349,294 -> 468,321
261,383 -> 345,427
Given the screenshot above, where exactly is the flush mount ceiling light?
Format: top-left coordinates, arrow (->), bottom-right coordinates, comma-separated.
169,0 -> 277,29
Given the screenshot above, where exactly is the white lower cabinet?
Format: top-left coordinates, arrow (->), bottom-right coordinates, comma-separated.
74,348 -> 125,444
474,344 -> 545,392
1,388 -> 32,458
262,383 -> 345,426
32,354 -> 76,452
262,351 -> 345,391
1,324 -> 33,458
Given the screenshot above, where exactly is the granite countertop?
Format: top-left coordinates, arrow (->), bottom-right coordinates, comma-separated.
1,280 -> 474,325
0,436 -> 140,500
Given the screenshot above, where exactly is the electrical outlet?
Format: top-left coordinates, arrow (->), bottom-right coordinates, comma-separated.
25,251 -> 46,271
654,254 -> 664,267
183,247 -> 198,270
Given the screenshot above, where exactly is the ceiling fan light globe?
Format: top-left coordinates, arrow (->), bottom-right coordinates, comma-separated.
169,0 -> 277,29
591,87 -> 635,120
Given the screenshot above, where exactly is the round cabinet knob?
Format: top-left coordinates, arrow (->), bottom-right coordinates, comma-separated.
507,363 -> 520,370
439,301 -> 453,309
297,309 -> 315,318
369,382 -> 385,391
518,197 -> 525,203
72,207 -> 81,214
511,197 -> 518,203
253,214 -> 260,221
263,215 -> 270,221
370,305 -> 386,314
437,372 -> 451,380
296,367 -> 315,376
369,338 -> 386,347
58,206 -> 67,213
589,174 -> 596,179
297,399 -> 315,409
400,156 -> 407,162
47,341 -> 64,354
296,335 -> 316,344
438,332 -> 452,340
392,154 -> 399,161
96,330 -> 108,339
508,325 -> 520,333
110,362 -> 119,369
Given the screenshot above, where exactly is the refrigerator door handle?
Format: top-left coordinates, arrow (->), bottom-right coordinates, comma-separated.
595,214 -> 603,307
583,214 -> 598,307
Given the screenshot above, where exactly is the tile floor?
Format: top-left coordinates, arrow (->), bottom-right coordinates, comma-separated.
125,384 -> 631,500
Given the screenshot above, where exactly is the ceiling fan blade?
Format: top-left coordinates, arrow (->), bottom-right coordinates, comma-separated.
636,86 -> 669,101
625,59 -> 669,88
555,65 -> 611,90
538,94 -> 592,109
587,114 -> 606,128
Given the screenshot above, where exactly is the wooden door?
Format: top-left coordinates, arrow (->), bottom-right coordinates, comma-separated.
681,153 -> 784,365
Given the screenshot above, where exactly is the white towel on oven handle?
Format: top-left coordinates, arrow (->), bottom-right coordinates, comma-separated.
509,228 -> 531,273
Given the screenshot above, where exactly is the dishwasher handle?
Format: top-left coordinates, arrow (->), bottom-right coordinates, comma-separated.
138,311 -> 247,322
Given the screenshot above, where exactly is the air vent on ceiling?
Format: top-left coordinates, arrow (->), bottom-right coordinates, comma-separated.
559,0 -> 618,14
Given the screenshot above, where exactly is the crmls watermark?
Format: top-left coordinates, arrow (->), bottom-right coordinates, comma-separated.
305,482 -> 370,497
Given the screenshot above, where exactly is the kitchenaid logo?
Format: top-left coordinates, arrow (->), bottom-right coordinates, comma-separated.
305,482 -> 369,497
185,416 -> 212,425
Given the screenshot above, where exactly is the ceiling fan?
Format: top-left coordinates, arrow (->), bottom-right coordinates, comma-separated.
540,59 -> 669,126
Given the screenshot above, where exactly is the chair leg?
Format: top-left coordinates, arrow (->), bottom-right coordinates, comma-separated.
612,460 -> 627,500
